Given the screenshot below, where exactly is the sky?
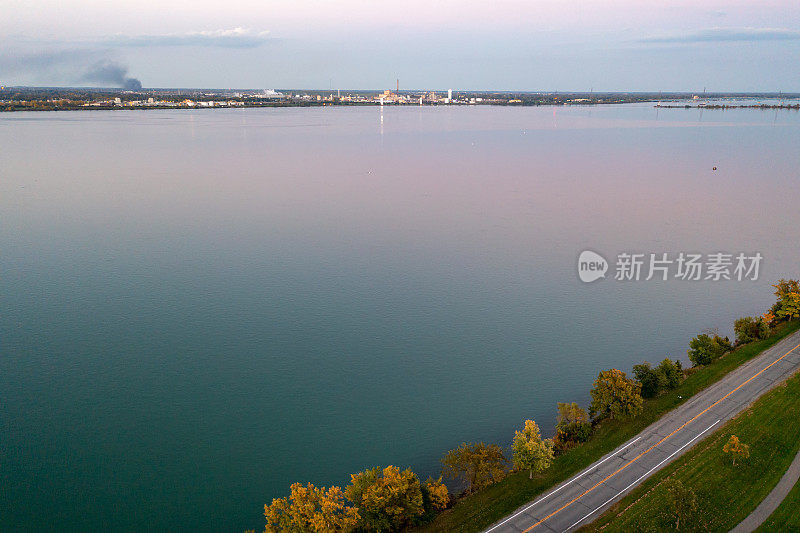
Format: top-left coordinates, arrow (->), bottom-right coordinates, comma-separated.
1,0 -> 799,91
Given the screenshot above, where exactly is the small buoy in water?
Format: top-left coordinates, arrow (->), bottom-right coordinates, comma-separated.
712,166 -> 717,171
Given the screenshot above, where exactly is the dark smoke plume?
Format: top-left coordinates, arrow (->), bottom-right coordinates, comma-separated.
81,60 -> 142,90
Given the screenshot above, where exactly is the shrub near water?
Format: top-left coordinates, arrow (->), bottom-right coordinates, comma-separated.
632,362 -> 667,398
589,369 -> 643,420
441,443 -> 507,494
687,333 -> 731,366
734,316 -> 769,344
263,483 -> 360,533
657,358 -> 683,389
554,402 -> 592,450
262,468 -> 448,533
421,477 -> 450,516
633,359 -> 682,398
345,466 -> 424,532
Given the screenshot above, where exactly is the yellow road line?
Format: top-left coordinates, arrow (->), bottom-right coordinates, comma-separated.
521,339 -> 800,533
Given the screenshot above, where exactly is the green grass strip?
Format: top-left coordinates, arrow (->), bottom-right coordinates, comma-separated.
754,474 -> 800,531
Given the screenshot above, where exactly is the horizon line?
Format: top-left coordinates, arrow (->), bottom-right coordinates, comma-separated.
3,86 -> 800,95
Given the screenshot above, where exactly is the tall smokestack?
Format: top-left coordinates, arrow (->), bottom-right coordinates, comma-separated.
396,78 -> 399,93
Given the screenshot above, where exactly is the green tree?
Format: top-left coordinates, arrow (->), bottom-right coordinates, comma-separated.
632,362 -> 666,398
589,369 -> 644,420
664,478 -> 697,530
554,402 -> 592,448
657,358 -> 683,389
512,420 -> 555,479
723,435 -> 750,466
687,333 -> 731,366
264,483 -> 360,533
734,316 -> 770,344
441,442 -> 507,494
345,465 -> 423,532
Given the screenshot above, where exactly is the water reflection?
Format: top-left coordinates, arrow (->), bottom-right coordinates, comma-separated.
1,103 -> 799,533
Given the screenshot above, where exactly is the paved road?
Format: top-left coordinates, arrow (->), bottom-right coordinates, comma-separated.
730,446 -> 800,532
483,330 -> 800,533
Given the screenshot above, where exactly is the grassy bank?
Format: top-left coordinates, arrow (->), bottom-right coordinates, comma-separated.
578,362 -> 800,532
415,320 -> 800,533
755,479 -> 800,531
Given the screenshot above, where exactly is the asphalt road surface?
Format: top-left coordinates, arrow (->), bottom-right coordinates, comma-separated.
484,330 -> 800,533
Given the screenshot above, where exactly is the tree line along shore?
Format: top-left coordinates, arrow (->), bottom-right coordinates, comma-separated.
249,280 -> 800,533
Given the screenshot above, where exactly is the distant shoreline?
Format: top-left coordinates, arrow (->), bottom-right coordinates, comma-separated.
0,102 -> 645,113
3,88 -> 798,113
4,100 -> 800,113
0,98 -> 654,113
656,103 -> 800,110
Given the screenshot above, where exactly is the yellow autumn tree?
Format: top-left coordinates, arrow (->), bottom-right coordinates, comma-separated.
773,279 -> 800,320
423,476 -> 450,513
345,465 -> 424,532
554,402 -> 592,449
441,442 -> 507,494
264,482 -> 359,533
589,369 -> 643,420
512,420 -> 555,479
723,435 -> 750,466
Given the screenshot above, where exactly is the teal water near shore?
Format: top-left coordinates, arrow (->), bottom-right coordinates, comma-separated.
2,103 -> 800,532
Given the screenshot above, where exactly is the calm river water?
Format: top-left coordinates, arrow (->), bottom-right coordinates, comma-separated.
2,103 -> 799,531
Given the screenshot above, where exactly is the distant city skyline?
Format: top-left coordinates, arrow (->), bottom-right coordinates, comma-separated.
2,0 -> 799,91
